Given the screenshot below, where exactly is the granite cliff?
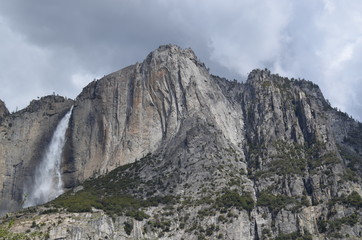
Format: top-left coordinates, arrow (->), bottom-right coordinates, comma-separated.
0,45 -> 361,239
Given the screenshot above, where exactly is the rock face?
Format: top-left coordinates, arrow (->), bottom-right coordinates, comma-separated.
65,45 -> 244,185
0,96 -> 73,215
0,100 -> 9,123
1,45 -> 362,239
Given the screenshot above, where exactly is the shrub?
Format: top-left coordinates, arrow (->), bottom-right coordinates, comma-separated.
317,213 -> 359,235
147,218 -> 171,232
273,231 -> 312,240
257,191 -> 295,215
341,168 -> 358,182
317,218 -> 327,233
262,228 -> 272,238
205,224 -> 217,236
40,208 -> 58,214
329,191 -> 362,209
125,210 -> 150,221
0,227 -> 29,240
215,190 -> 254,212
217,215 -> 227,223
329,213 -> 359,230
124,220 -> 133,235
31,221 -> 37,228
345,191 -> 362,208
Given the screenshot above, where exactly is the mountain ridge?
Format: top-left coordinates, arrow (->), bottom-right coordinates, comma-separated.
0,45 -> 361,239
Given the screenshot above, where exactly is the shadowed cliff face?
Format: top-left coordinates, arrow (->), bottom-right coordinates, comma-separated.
1,45 -> 362,239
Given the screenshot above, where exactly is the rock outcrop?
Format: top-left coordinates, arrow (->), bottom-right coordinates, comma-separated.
0,45 -> 361,239
0,100 -> 9,123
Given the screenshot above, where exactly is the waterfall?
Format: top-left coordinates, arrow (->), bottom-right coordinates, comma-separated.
23,107 -> 73,208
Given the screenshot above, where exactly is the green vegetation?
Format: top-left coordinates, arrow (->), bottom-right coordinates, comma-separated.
217,215 -> 227,223
319,192 -> 361,235
262,228 -> 272,238
341,168 -> 358,182
338,145 -> 362,174
0,227 -> 29,240
329,213 -> 358,229
124,220 -> 133,235
31,221 -> 36,228
272,231 -> 312,240
317,213 -> 359,235
308,152 -> 339,170
205,224 -> 219,236
329,191 -> 362,209
51,158 -> 177,219
197,207 -> 216,219
40,208 -> 58,214
254,141 -> 341,178
262,81 -> 272,88
263,157 -> 306,176
317,218 -> 327,233
214,190 -> 254,212
146,218 -> 171,233
256,190 -> 309,215
270,141 -> 307,175
0,224 -> 47,240
52,191 -> 101,213
52,189 -> 177,220
343,123 -> 362,147
345,191 -> 362,208
257,191 -> 295,214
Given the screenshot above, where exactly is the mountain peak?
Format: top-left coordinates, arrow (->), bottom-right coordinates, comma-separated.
143,44 -> 204,70
154,44 -> 197,58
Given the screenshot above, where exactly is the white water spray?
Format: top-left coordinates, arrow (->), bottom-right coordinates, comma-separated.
23,107 -> 73,208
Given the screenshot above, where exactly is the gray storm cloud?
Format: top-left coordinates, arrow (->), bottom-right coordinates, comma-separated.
0,0 -> 361,120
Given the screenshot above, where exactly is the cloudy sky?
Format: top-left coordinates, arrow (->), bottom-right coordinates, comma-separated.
0,0 -> 361,120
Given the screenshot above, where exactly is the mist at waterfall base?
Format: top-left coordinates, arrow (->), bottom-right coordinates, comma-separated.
23,108 -> 73,208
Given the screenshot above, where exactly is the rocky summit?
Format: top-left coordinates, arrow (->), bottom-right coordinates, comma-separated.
0,45 -> 361,240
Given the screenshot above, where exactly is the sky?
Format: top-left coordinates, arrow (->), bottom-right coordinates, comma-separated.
0,0 -> 361,120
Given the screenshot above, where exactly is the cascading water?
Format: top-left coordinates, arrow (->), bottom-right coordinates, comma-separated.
23,107 -> 73,208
